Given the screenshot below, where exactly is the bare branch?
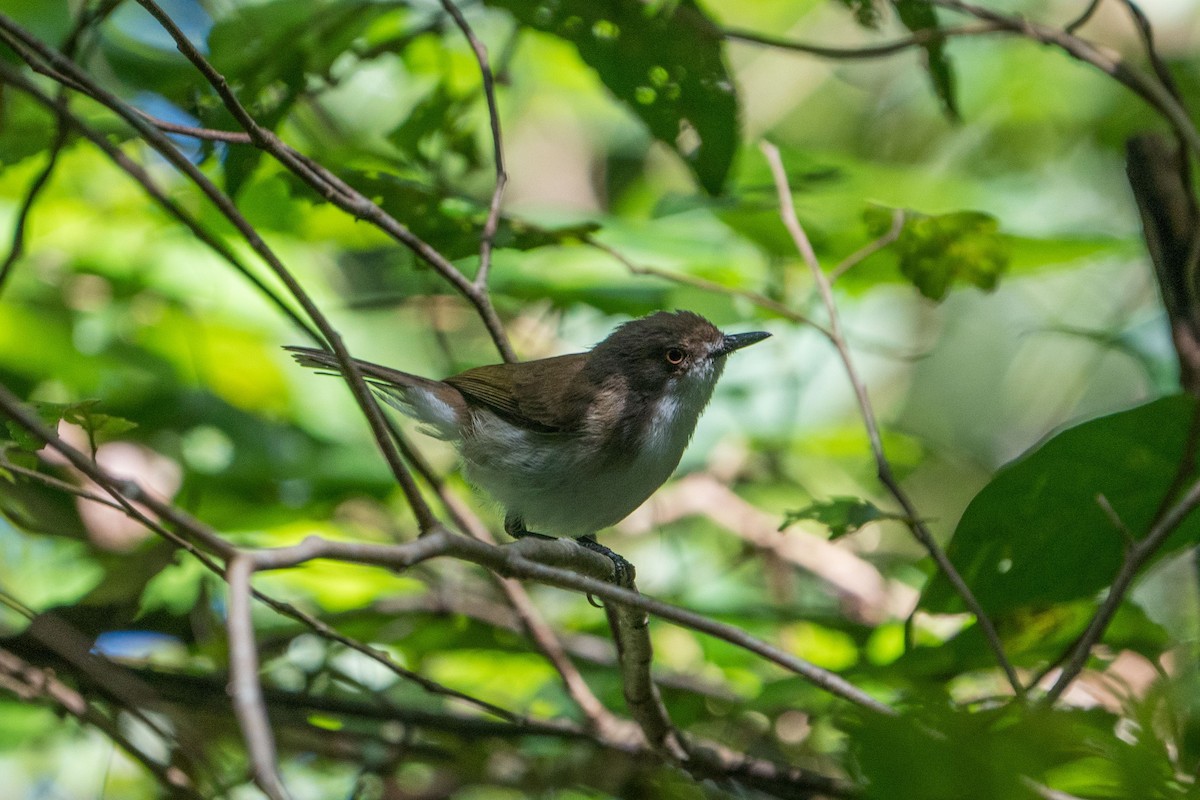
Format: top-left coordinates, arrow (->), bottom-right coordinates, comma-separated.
759,140 -> 1024,697
725,21 -> 1002,58
829,208 -> 906,283
0,63 -> 322,343
132,0 -> 517,363
0,13 -> 436,527
1042,475 -> 1200,703
226,556 -> 293,800
0,649 -> 205,800
439,0 -> 509,289
926,0 -> 1200,158
1066,0 -> 1106,33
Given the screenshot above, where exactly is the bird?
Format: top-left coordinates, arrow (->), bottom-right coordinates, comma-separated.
287,310 -> 770,582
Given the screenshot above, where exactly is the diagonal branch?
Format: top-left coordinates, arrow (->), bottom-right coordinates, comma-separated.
439,0 -> 508,290
759,140 -> 1024,697
132,0 -> 516,363
1041,474 -> 1200,703
0,13 -> 435,530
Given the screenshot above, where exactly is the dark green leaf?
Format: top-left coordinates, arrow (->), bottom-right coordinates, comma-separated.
891,0 -> 959,119
488,0 -> 738,194
781,496 -> 893,539
923,395 -> 1200,615
868,207 -> 1008,301
835,0 -> 883,29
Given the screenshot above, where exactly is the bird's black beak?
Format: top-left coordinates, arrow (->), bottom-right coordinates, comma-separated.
717,330 -> 771,356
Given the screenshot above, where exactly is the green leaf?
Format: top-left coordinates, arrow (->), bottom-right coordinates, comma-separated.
923,395 -> 1200,615
291,170 -> 598,261
891,0 -> 959,119
868,207 -> 1008,301
488,0 -> 738,195
38,400 -> 138,444
835,0 -> 884,29
781,496 -> 894,539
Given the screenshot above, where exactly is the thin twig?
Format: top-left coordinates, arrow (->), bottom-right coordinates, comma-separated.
926,0 -> 1200,158
829,208 -> 906,283
439,0 -> 508,290
759,140 -> 1024,697
1066,0 -> 1106,33
0,14 -> 436,527
226,556 -> 293,800
1042,475 -> 1200,703
0,65 -> 322,344
724,22 -> 1002,58
132,0 -> 517,363
0,649 -> 205,800
0,113 -> 67,297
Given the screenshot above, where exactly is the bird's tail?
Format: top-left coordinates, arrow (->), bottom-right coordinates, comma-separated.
284,346 -> 465,439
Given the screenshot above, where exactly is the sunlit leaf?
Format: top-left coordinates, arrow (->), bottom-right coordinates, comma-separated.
488,0 -> 738,194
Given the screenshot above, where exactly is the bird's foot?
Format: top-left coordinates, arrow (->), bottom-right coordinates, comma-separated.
576,535 -> 634,588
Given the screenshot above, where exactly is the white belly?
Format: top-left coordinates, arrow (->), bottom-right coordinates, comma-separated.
459,390 -> 706,536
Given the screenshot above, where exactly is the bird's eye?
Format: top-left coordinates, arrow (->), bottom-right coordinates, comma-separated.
665,347 -> 685,365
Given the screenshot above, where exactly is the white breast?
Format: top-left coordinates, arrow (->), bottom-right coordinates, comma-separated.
459,363 -> 722,536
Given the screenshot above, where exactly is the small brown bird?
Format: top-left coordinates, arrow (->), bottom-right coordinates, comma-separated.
288,311 -> 769,577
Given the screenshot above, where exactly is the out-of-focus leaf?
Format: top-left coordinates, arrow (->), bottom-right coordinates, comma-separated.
891,0 -> 958,119
0,90 -> 59,167
204,0 -> 399,194
923,395 -> 1200,615
0,0 -> 71,61
386,85 -> 481,173
836,0 -> 883,28
781,496 -> 895,539
207,1 -> 395,99
37,399 -> 138,444
866,207 -> 1008,300
852,700 -> 1173,800
488,0 -> 738,194
290,171 -> 598,261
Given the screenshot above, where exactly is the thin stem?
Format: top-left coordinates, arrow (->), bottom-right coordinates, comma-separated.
439,0 -> 508,290
829,208 -> 906,283
133,0 -> 516,363
0,13 -> 436,527
226,556 -> 293,800
759,140 -> 1024,697
1042,475 -> 1200,703
724,22 -> 1001,59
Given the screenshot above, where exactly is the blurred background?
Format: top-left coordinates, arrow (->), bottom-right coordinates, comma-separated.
1,0 -> 1199,797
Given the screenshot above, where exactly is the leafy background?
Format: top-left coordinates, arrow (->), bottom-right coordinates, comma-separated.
0,0 -> 1198,798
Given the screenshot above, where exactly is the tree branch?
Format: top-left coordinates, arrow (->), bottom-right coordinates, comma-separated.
759,140 -> 1024,697
439,0 -> 508,290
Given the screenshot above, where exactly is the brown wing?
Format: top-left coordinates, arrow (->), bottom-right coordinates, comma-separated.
445,353 -> 589,433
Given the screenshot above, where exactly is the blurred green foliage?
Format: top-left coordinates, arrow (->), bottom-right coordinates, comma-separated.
0,0 -> 1197,798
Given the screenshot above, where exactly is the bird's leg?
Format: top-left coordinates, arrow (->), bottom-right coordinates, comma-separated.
505,515 -> 632,594
504,513 -> 554,541
576,535 -> 634,588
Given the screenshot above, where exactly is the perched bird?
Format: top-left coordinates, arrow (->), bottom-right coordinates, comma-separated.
287,310 -> 769,580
